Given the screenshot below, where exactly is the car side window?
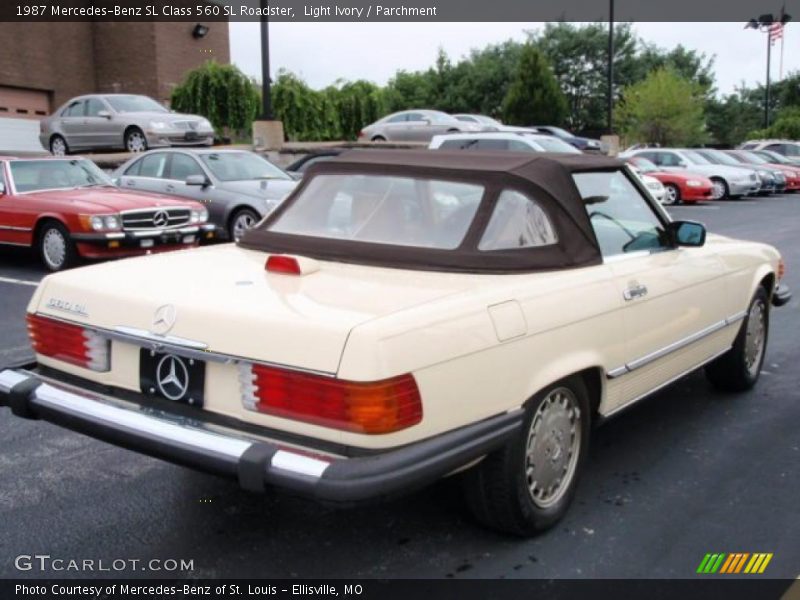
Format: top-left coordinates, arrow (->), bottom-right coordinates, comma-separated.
765,144 -> 782,153
169,154 -> 205,181
85,98 -> 106,117
638,151 -> 659,165
124,159 -> 142,176
0,162 -> 7,191
508,140 -> 536,152
63,101 -> 85,117
658,152 -> 683,167
574,170 -> 669,258
137,153 -> 169,178
386,114 -> 408,124
475,139 -> 510,151
785,144 -> 800,157
479,190 -> 558,251
405,113 -> 424,122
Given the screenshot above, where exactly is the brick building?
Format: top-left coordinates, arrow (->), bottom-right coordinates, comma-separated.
0,21 -> 230,120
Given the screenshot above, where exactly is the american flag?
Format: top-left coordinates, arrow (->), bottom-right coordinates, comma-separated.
769,22 -> 784,44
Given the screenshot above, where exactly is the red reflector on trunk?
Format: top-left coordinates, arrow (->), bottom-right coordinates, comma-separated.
240,364 -> 423,434
27,313 -> 110,372
266,255 -> 302,275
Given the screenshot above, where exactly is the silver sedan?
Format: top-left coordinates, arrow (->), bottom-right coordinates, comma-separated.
113,149 -> 297,241
357,109 -> 481,142
40,94 -> 215,155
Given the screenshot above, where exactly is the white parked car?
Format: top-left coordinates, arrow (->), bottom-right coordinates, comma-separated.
622,148 -> 760,200
452,114 -> 536,133
0,150 -> 790,535
429,131 -> 582,154
739,139 -> 800,164
629,165 -> 667,204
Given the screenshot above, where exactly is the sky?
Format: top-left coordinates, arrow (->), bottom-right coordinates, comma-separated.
228,22 -> 797,98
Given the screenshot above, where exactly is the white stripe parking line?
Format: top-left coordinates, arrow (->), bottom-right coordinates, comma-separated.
0,276 -> 39,287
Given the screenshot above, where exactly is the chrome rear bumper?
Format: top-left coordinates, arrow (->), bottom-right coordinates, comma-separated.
0,367 -> 522,504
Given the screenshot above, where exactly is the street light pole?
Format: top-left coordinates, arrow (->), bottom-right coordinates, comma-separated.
259,1 -> 273,121
607,0 -> 614,134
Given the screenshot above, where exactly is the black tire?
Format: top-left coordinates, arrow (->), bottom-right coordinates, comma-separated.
50,135 -> 69,156
705,286 -> 769,392
228,207 -> 261,242
371,135 -> 386,142
124,127 -> 148,153
462,376 -> 591,536
710,177 -> 729,201
37,220 -> 78,272
664,183 -> 681,206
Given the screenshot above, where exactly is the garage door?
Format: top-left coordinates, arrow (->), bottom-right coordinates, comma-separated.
0,86 -> 50,120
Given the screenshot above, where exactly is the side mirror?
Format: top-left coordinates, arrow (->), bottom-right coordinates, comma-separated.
670,220 -> 706,247
185,174 -> 210,187
97,110 -> 112,119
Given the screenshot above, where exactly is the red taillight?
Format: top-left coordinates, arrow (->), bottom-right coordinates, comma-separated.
26,314 -> 110,372
266,254 -> 302,275
778,258 -> 786,280
239,363 -> 422,434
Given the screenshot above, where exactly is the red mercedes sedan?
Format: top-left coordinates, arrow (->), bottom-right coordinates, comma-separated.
0,156 -> 215,271
627,156 -> 714,205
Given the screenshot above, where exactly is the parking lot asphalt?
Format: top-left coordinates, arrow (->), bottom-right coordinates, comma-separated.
0,195 -> 798,579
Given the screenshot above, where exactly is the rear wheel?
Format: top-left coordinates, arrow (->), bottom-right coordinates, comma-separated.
710,178 -> 729,200
462,377 -> 590,536
705,286 -> 769,391
229,208 -> 260,242
371,135 -> 386,142
38,221 -> 77,272
663,183 -> 681,206
50,135 -> 69,156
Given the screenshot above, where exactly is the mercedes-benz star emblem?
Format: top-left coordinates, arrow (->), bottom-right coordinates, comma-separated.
152,304 -> 177,335
156,354 -> 190,401
153,209 -> 169,228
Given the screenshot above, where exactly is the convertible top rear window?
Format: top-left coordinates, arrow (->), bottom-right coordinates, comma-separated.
269,174 -> 483,250
239,149 -> 631,273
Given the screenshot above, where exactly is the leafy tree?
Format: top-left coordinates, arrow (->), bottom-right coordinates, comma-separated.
617,68 -> 708,146
171,61 -> 260,138
501,44 -> 567,126
706,87 -> 763,146
529,22 -> 638,132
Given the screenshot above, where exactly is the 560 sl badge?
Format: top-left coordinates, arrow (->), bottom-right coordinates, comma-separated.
46,298 -> 88,317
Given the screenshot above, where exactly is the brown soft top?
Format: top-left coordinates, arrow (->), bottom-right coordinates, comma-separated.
240,149 -> 633,273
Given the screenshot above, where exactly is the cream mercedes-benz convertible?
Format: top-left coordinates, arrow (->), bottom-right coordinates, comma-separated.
0,150 -> 791,535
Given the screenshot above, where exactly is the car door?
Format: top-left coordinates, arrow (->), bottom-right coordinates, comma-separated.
118,152 -> 171,194
164,152 -> 211,203
381,113 -> 409,141
0,161 -> 36,247
575,170 -> 734,413
59,100 -> 86,148
83,97 -> 117,149
403,112 -> 432,141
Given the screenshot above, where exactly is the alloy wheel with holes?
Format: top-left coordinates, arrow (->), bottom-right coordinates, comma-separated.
50,136 -> 68,156
705,286 -> 769,391
229,208 -> 260,242
38,222 -> 77,272
462,376 -> 590,536
663,183 -> 681,206
710,178 -> 728,200
125,129 -> 148,153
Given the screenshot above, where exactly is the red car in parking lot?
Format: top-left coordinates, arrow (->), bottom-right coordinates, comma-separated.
0,156 -> 215,271
626,156 -> 714,205
726,149 -> 800,192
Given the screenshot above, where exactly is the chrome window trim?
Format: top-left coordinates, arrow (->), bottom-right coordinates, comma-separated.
607,310 -> 747,379
0,225 -> 32,232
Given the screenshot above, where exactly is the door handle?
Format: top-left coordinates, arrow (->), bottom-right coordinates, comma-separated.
125,180 -> 135,187
165,184 -> 175,192
623,284 -> 648,301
